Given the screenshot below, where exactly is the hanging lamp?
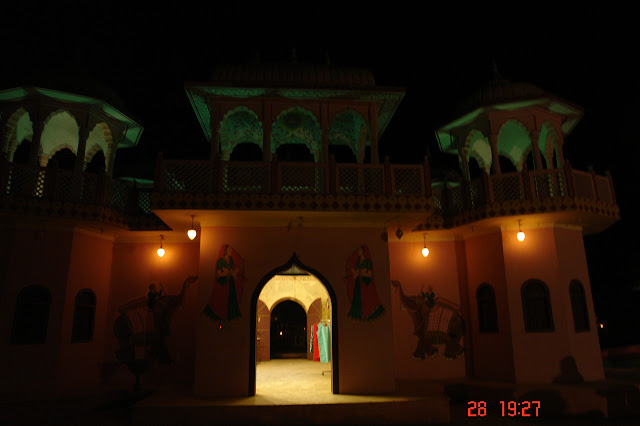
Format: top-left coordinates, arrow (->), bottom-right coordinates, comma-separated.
517,220 -> 525,242
422,234 -> 430,257
188,215 -> 197,240
157,235 -> 165,257
395,218 -> 403,239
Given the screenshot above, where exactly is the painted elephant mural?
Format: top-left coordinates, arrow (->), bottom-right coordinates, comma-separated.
392,280 -> 465,360
113,275 -> 198,366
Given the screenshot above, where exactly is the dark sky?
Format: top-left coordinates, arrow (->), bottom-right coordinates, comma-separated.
3,5 -> 638,344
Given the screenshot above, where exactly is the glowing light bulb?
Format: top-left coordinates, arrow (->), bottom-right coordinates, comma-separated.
422,247 -> 429,257
187,229 -> 197,240
517,231 -> 525,242
157,247 -> 165,257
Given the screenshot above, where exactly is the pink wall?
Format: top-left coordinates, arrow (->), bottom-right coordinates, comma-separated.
0,227 -> 73,395
107,240 -> 200,387
195,226 -> 396,396
553,227 -> 604,381
58,231 -> 113,389
464,232 -> 516,381
388,240 -> 466,381
502,226 -> 604,383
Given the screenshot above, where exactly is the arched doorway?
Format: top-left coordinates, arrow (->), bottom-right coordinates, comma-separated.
270,300 -> 307,359
249,253 -> 338,396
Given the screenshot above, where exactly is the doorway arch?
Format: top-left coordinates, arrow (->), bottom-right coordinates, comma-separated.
249,253 -> 339,396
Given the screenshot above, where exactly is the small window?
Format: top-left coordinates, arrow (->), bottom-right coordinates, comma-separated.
11,285 -> 51,344
72,289 -> 96,342
521,279 -> 554,332
569,280 -> 590,332
476,283 -> 498,333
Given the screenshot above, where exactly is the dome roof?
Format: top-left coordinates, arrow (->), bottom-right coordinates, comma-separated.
455,77 -> 549,116
211,62 -> 377,89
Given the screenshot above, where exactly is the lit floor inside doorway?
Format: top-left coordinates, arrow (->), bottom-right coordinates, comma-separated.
256,359 -> 332,403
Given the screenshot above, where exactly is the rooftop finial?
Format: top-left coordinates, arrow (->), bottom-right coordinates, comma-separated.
491,58 -> 504,85
324,51 -> 333,66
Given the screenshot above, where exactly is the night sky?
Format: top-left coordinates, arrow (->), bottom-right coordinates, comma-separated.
3,5 -> 638,346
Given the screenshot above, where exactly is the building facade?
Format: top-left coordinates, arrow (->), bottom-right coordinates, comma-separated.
0,63 -> 619,397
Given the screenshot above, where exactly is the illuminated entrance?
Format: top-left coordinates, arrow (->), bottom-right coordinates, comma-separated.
249,254 -> 338,397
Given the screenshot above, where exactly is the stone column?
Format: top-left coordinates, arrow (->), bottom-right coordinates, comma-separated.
75,114 -> 90,173
210,100 -> 221,160
321,101 -> 329,163
490,133 -> 500,175
263,102 -> 272,161
369,103 -> 379,164
531,130 -> 543,170
29,110 -> 45,167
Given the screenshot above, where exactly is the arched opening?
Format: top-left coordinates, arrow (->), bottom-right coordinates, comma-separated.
85,150 -> 106,174
270,300 -> 307,358
47,148 -> 76,170
276,144 -> 314,162
328,145 -> 357,163
250,253 -> 338,397
230,142 -> 263,161
12,140 -> 31,164
498,156 -> 517,173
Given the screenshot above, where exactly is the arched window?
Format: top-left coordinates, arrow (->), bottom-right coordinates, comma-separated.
476,283 -> 498,333
569,280 -> 590,332
521,279 -> 554,332
72,289 -> 96,342
11,285 -> 52,344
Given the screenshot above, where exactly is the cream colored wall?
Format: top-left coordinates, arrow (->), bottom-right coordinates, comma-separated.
195,226 -> 396,397
258,275 -> 329,313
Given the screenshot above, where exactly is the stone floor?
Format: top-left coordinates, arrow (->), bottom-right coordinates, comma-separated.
2,364 -> 640,425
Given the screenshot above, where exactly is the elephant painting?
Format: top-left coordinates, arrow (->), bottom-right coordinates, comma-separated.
392,280 -> 465,360
113,275 -> 198,368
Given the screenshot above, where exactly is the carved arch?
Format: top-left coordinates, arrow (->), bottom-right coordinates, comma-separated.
464,129 -> 492,174
41,109 -> 80,157
497,119 -> 531,169
218,106 -> 264,160
3,108 -> 32,159
271,106 -> 322,161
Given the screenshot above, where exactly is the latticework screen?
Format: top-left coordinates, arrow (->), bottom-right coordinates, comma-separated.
109,180 -> 130,212
469,179 -> 484,208
81,174 -> 98,204
491,174 -> 523,202
137,190 -> 152,214
431,189 -> 443,214
448,185 -> 463,215
222,162 -> 269,193
533,170 -> 565,199
164,161 -> 213,192
279,163 -> 326,193
392,166 -> 424,196
337,165 -> 384,195
596,176 -> 612,204
572,171 -> 595,200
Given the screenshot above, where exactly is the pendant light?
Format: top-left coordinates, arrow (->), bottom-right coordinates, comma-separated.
422,234 -> 430,257
395,218 -> 403,240
157,235 -> 165,257
517,220 -> 525,242
187,215 -> 197,240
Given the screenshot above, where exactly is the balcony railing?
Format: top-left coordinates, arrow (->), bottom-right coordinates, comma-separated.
431,164 -> 616,217
0,160 -> 153,215
155,155 -> 432,197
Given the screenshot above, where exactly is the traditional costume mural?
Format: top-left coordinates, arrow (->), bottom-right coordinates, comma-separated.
346,246 -> 384,320
204,245 -> 243,321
